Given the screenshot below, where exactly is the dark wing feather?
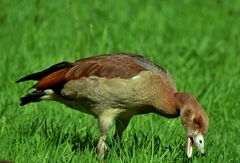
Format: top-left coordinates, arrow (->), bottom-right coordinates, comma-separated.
16,62 -> 72,83
131,54 -> 167,73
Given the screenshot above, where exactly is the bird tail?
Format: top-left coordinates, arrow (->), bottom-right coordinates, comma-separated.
20,90 -> 46,106
16,61 -> 72,106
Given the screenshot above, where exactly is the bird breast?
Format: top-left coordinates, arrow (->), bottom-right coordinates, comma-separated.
60,71 -> 176,115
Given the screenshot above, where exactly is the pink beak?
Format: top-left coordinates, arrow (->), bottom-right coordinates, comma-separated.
187,137 -> 193,158
187,133 -> 205,158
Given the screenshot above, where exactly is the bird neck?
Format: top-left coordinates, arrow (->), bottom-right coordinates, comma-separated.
153,93 -> 180,118
175,92 -> 189,114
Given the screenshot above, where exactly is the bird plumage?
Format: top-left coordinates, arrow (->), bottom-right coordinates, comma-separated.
16,53 -> 208,159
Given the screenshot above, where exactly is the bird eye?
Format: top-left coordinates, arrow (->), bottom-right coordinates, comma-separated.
199,140 -> 202,144
193,118 -> 198,124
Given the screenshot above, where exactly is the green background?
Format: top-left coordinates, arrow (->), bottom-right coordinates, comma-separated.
0,0 -> 239,162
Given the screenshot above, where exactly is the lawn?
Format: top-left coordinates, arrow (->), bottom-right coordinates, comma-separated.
0,0 -> 240,162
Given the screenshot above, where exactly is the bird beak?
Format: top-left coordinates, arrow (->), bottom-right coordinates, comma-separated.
187,137 -> 193,158
186,133 -> 205,158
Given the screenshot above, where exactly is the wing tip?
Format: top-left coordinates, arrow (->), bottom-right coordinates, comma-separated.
16,78 -> 25,83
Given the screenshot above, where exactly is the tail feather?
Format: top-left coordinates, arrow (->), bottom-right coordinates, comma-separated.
17,61 -> 73,106
20,91 -> 45,106
16,61 -> 72,83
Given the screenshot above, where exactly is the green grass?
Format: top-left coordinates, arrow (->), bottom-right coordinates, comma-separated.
0,0 -> 240,162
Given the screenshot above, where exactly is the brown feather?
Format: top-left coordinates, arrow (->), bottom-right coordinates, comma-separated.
34,53 -> 165,90
36,69 -> 70,90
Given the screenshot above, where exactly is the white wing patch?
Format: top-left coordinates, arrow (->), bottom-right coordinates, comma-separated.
131,75 -> 141,79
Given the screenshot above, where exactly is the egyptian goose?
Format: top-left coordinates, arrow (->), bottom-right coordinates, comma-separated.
17,53 -> 208,159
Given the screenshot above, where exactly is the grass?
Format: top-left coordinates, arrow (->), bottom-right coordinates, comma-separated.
0,0 -> 240,162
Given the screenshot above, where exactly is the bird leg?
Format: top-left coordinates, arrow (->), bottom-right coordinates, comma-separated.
114,118 -> 130,140
97,116 -> 114,161
97,135 -> 107,161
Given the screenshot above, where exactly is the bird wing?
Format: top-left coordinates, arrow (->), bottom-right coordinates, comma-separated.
17,53 -> 167,91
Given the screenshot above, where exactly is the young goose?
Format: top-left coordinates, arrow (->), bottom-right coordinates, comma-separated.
17,53 -> 208,159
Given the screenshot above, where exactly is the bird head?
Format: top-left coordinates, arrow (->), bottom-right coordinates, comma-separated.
175,93 -> 209,158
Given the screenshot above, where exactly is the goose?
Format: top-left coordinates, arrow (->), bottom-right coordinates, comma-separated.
17,53 -> 208,159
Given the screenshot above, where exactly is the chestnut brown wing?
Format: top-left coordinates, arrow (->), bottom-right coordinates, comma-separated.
17,53 -> 167,91
35,54 -> 147,90
67,54 -> 146,78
